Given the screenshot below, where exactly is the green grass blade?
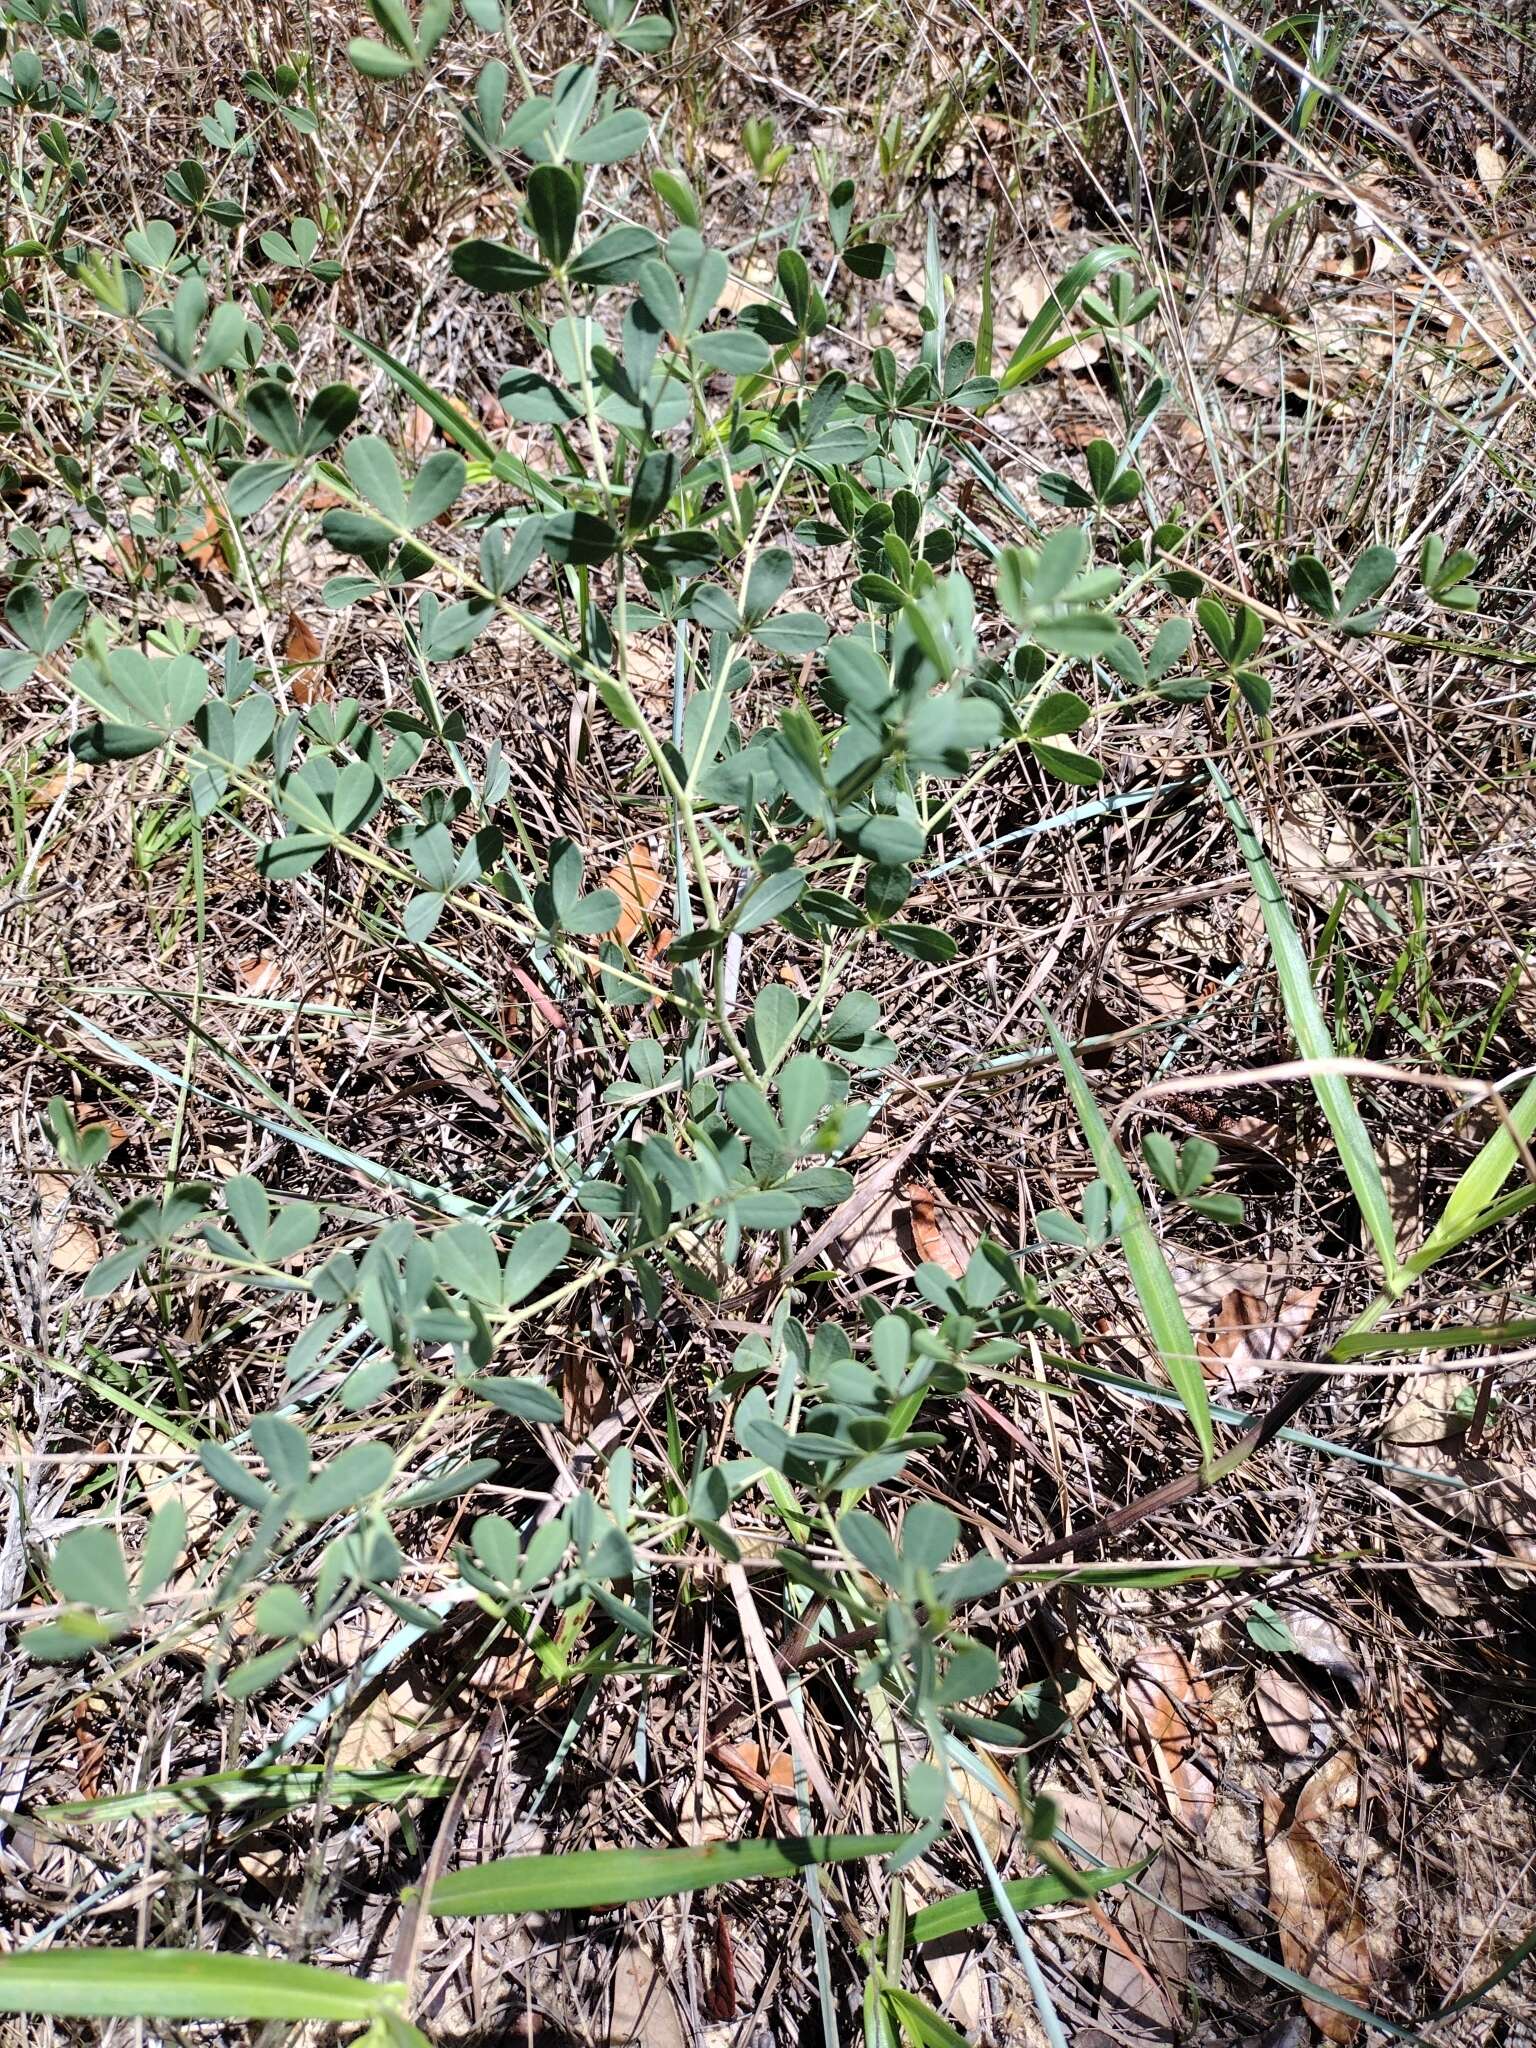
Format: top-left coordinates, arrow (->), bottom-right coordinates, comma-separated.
424,1834 -> 902,1917
1332,1317 -> 1536,1360
1414,1075 -> 1536,1267
40,1765 -> 453,1823
0,1952 -> 405,2022
1043,1013 -> 1214,1467
1406,1183 -> 1536,1272
881,1983 -> 974,2047
908,1863 -> 1137,1945
340,325 -> 498,463
1209,764 -> 1400,1283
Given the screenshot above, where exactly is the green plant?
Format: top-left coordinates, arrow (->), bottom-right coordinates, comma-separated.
4,0 -> 1530,2037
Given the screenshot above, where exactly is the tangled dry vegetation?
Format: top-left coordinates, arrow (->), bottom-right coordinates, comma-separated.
2,0 -> 1535,2043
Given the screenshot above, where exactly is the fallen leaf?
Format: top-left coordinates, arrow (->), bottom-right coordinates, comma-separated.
283,609 -> 324,665
72,1695 -> 106,1799
134,1423 -> 218,1564
37,1173 -> 99,1275
705,1908 -> 739,2021
403,404 -> 436,458
941,1747 -> 1016,1863
235,954 -> 283,996
1197,1282 -> 1321,1398
905,1182 -> 974,1279
1278,1606 -> 1364,1691
604,841 -> 664,948
1003,271 -> 1103,371
562,1343 -> 611,1440
679,1769 -> 746,1846
1055,1791 -> 1214,2039
1475,143 -> 1508,198
924,1940 -> 989,2037
1295,1749 -> 1359,1828
335,1671 -> 457,1773
1263,1790 -> 1374,2041
180,503 -> 227,571
1122,1645 -> 1214,1833
605,1945 -> 687,2047
1384,1373 -> 1536,1568
1256,1667 -> 1331,1758
832,1155 -> 914,1279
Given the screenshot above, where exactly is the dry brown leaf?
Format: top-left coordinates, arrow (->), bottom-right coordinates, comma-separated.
134,1424 -> 218,1562
563,1344 -> 611,1439
1263,1790 -> 1374,2040
1475,144 -> 1508,198
235,954 -> 283,996
1123,1644 -> 1214,1833
1384,1373 -> 1536,1563
905,1182 -> 974,1279
335,1672 -> 456,1773
1280,1606 -> 1364,1690
710,1738 -> 797,1817
403,404 -> 435,458
1256,1667 -> 1331,1758
605,1946 -> 687,2047
1054,1791 -> 1212,2039
1197,1283 -> 1320,1398
604,841 -> 664,948
1295,1749 -> 1360,1828
679,1771 -> 746,1846
283,609 -> 324,665
37,1173 -> 99,1274
924,1943 -> 989,2038
180,503 -> 226,572
832,1167 -> 913,1279
941,1748 -> 1015,1863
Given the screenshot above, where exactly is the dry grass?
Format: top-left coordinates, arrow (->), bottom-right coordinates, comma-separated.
2,0 -> 1535,2042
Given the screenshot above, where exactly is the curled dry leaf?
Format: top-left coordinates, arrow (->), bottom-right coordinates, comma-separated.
604,841 -> 665,948
1263,1789 -> 1375,2042
1256,1666 -> 1331,1758
905,1182 -> 975,1279
679,1769 -> 747,1847
283,609 -> 324,665
562,1342 -> 611,1440
1385,1372 -> 1536,1566
1197,1281 -> 1320,1398
335,1671 -> 458,1774
1122,1644 -> 1215,1833
1295,1749 -> 1360,1829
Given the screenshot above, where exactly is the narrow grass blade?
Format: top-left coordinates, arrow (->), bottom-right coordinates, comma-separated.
881,1983 -> 973,2047
1208,764 -> 1400,1284
424,1834 -> 902,1917
0,1951 -> 405,2022
40,1765 -> 453,1823
1043,1012 -> 1214,1467
1332,1317 -> 1536,1360
340,326 -> 498,463
1414,1074 -> 1536,1267
908,1862 -> 1137,1945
